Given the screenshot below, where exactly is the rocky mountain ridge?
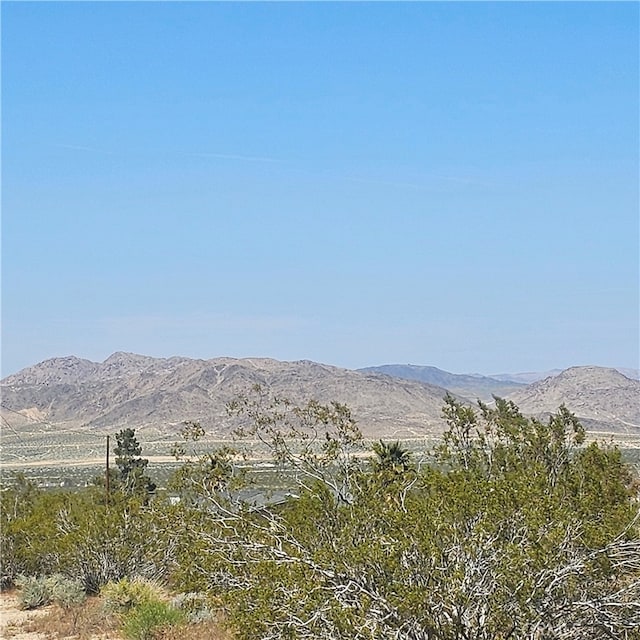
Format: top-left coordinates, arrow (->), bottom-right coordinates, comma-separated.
2,354 -> 638,441
505,366 -> 640,433
1,353 -> 453,439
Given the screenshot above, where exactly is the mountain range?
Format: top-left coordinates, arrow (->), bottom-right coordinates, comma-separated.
357,364 -> 525,400
1,353 -> 451,440
2,354 -> 638,449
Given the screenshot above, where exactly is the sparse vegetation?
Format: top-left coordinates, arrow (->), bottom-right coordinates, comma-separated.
5,593 -> 120,639
2,392 -> 639,639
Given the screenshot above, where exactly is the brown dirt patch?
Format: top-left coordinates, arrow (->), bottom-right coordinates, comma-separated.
0,592 -> 120,640
0,591 -> 49,639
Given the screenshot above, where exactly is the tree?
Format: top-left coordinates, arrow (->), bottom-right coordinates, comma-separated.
372,440 -> 412,474
227,384 -> 364,505
114,428 -> 156,499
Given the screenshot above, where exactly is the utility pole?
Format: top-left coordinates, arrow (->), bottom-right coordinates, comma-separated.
106,434 -> 110,504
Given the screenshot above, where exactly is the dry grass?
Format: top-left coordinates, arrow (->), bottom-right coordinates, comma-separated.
8,597 -> 233,640
17,597 -> 121,639
156,618 -> 235,640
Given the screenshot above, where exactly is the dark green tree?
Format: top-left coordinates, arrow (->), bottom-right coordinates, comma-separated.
114,428 -> 156,499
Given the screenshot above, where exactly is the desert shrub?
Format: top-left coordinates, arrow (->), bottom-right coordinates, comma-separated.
122,599 -> 184,640
0,473 -> 41,588
0,534 -> 19,590
16,575 -> 49,609
56,493 -> 173,593
170,591 -> 215,623
1,490 -> 70,581
15,573 -> 87,609
1,477 -> 175,594
46,573 -> 86,608
101,576 -> 166,614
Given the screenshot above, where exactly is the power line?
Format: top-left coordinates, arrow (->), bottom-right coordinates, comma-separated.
0,404 -> 108,439
1,414 -> 27,444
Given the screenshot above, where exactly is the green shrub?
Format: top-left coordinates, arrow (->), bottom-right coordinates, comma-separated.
15,575 -> 49,609
57,495 -> 170,594
122,600 -> 184,640
15,574 -> 87,609
45,574 -> 86,608
101,577 -> 165,614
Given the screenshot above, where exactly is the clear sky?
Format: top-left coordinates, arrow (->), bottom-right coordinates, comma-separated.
2,1 -> 638,377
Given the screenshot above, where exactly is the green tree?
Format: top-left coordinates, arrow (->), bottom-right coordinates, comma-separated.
114,428 -> 156,499
372,440 -> 412,474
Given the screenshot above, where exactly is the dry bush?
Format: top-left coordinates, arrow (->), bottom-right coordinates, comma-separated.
19,596 -> 121,639
156,618 -> 234,640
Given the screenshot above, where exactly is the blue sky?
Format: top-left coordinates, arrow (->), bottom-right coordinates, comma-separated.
2,2 -> 638,376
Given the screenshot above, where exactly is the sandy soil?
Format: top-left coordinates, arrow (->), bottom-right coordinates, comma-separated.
0,592 -> 47,639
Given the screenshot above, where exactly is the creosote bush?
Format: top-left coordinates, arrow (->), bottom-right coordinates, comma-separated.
193,391 -> 640,640
122,599 -> 184,640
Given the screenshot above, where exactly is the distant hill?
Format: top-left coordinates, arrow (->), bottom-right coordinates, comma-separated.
505,366 -> 640,433
616,367 -> 640,381
1,352 -> 455,441
492,367 -> 639,384
358,364 -> 524,401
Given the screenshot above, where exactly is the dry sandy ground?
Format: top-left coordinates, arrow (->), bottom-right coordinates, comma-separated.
0,592 -> 121,640
0,592 -> 47,639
